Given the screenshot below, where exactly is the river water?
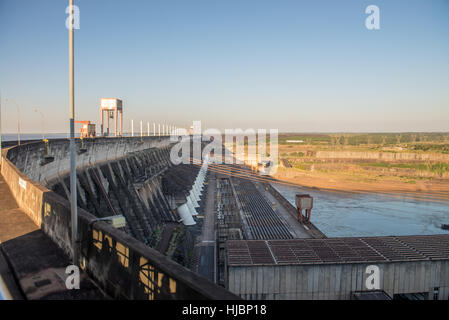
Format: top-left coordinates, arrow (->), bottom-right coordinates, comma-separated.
272,183 -> 449,237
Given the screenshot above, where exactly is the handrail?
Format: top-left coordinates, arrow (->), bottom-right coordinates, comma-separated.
0,275 -> 13,300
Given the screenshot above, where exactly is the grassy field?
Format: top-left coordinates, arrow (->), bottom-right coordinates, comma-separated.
278,132 -> 449,153
274,133 -> 449,194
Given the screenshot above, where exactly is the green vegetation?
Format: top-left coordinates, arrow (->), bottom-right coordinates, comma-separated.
277,133 -> 449,188
428,162 -> 449,176
289,151 -> 305,157
360,162 -> 428,170
149,226 -> 162,248
293,163 -> 309,170
279,132 -> 449,153
411,144 -> 449,154
166,225 -> 183,259
359,162 -> 449,176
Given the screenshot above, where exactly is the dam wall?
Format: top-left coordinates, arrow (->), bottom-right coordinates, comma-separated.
6,137 -> 172,184
1,137 -> 238,299
47,147 -> 178,246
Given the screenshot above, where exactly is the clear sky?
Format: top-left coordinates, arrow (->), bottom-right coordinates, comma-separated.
1,0 -> 448,133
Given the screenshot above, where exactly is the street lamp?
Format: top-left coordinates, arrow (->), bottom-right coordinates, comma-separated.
0,94 -> 2,162
5,98 -> 21,145
34,109 -> 45,140
68,0 -> 78,266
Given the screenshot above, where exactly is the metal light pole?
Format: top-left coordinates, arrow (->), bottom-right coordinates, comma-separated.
34,109 -> 45,140
0,94 -> 2,162
69,0 -> 78,266
5,99 -> 21,145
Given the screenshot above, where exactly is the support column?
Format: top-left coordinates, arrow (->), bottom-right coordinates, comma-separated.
114,109 -> 118,137
100,109 -> 103,136
119,110 -> 122,136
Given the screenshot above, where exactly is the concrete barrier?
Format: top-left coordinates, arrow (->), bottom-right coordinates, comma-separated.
1,137 -> 239,300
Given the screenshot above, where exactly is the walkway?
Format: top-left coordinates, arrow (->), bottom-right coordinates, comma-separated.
197,172 -> 217,283
0,171 -> 107,300
254,181 -> 312,238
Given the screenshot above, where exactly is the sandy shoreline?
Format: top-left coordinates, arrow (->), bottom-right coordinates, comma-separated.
273,170 -> 449,202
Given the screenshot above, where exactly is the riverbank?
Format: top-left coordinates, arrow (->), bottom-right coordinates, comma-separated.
273,167 -> 449,202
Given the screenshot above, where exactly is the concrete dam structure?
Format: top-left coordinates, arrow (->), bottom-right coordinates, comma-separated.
1,136 -> 448,300
0,137 -> 237,299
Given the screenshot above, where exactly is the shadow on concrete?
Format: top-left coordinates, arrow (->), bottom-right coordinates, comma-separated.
1,230 -> 107,300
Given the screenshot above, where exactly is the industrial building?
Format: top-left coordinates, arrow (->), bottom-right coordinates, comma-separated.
226,236 -> 449,300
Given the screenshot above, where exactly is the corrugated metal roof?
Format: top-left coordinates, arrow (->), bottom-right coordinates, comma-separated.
352,290 -> 392,300
227,234 -> 449,266
231,178 -> 294,240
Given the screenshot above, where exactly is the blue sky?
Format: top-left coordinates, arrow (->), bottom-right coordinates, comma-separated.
1,0 -> 448,133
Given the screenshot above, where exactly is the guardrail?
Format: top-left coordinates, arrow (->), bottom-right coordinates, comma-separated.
1,139 -> 239,300
0,275 -> 13,300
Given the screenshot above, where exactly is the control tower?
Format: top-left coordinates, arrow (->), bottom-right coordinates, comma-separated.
100,98 -> 123,136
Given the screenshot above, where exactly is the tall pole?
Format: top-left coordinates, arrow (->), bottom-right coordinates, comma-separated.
0,93 -> 2,164
69,0 -> 78,266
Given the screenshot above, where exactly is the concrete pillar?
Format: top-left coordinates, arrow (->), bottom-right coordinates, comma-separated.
196,178 -> 204,191
194,179 -> 202,195
187,197 -> 198,216
115,109 -> 118,137
193,184 -> 201,201
120,110 -> 123,136
191,186 -> 200,204
188,193 -> 199,208
178,204 -> 196,225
